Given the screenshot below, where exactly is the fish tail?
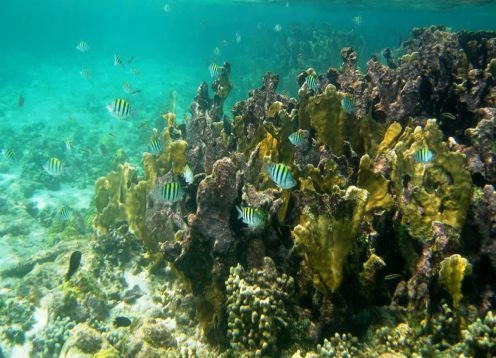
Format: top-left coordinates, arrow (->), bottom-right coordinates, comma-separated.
236,205 -> 243,219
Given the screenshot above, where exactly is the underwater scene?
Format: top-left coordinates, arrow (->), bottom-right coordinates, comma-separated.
1,0 -> 496,357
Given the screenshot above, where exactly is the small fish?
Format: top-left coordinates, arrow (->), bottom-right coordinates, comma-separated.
209,63 -> 222,78
440,112 -> 456,121
131,68 -> 140,76
58,206 -> 73,221
79,68 -> 92,80
138,121 -> 148,129
18,94 -> 24,107
127,55 -> 134,64
182,164 -> 193,184
65,138 -> 73,153
122,82 -> 132,93
236,205 -> 266,229
288,129 -> 308,147
76,41 -> 90,52
148,138 -> 163,155
352,15 -> 362,26
274,24 -> 282,32
163,4 -> 172,13
113,316 -> 132,327
266,163 -> 296,189
213,46 -> 221,56
122,82 -> 141,95
65,251 -> 82,281
414,147 -> 434,164
98,143 -> 108,156
305,75 -> 318,92
384,274 -> 402,281
44,157 -> 64,176
235,32 -> 241,44
160,182 -> 184,202
2,148 -> 16,161
114,54 -> 123,67
107,98 -> 131,119
341,95 -> 356,114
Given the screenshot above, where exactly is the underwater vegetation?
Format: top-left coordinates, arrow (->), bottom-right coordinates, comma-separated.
2,24 -> 496,357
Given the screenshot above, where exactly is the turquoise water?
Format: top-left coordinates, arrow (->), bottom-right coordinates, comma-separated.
0,1 -> 495,357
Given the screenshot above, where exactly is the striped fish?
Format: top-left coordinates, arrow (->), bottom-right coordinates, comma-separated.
107,98 -> 131,119
148,138 -> 163,155
341,95 -> 356,114
266,163 -> 296,189
209,63 -> 222,78
288,129 -> 307,147
44,157 -> 64,176
2,148 -> 16,161
114,54 -> 123,67
305,74 -> 318,92
58,206 -> 73,221
414,147 -> 434,164
76,41 -> 89,52
236,205 -> 266,228
160,182 -> 184,202
79,68 -> 92,80
65,138 -> 73,153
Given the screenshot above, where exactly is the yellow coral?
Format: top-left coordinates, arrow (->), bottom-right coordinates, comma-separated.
439,254 -> 472,309
292,186 -> 368,292
390,119 -> 472,241
357,154 -> 394,218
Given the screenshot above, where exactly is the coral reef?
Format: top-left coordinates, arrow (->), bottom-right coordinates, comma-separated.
41,25 -> 496,358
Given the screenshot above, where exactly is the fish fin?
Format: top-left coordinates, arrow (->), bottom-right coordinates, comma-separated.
236,205 -> 243,219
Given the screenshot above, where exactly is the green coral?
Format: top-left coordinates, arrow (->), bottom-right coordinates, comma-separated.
438,254 -> 472,309
292,186 -> 368,292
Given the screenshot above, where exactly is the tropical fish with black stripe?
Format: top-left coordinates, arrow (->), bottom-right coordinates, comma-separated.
43,157 -> 64,176
160,182 -> 184,202
114,54 -> 123,67
414,147 -> 434,164
305,74 -> 318,92
107,98 -> 131,119
76,41 -> 90,52
236,205 -> 266,229
288,129 -> 308,147
209,63 -> 222,78
266,162 -> 296,189
58,205 -> 73,221
1,148 -> 16,161
148,138 -> 163,155
341,94 -> 356,114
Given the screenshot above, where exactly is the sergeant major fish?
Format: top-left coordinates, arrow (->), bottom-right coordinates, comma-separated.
236,205 -> 266,229
160,182 -> 184,202
266,162 -> 296,189
76,41 -> 90,52
414,147 -> 434,164
107,98 -> 131,119
44,157 -> 64,176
